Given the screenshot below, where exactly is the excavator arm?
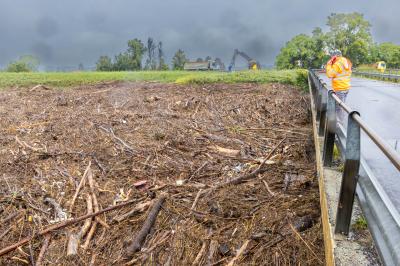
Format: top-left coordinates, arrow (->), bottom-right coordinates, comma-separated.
228,49 -> 261,71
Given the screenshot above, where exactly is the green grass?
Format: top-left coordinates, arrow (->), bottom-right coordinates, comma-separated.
0,70 -> 308,91
352,217 -> 368,230
333,144 -> 341,161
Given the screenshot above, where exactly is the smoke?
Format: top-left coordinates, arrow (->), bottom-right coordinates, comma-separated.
0,0 -> 399,68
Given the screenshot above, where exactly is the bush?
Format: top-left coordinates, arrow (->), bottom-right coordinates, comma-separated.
6,61 -> 32,72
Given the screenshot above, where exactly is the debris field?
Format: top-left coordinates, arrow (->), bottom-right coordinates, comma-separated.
0,81 -> 324,265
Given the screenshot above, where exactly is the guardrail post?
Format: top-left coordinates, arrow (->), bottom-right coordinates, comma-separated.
335,111 -> 361,235
323,91 -> 336,166
316,82 -> 322,121
318,84 -> 328,136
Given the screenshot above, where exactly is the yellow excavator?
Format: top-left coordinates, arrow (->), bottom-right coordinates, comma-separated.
375,61 -> 386,73
228,49 -> 261,71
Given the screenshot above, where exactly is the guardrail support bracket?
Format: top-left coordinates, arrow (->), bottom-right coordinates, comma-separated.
335,111 -> 361,235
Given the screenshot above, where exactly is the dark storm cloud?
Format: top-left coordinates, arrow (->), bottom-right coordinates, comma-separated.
36,17 -> 59,38
31,42 -> 53,61
0,0 -> 399,69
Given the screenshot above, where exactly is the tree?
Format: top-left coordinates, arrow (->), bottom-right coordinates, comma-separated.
6,61 -> 32,72
78,63 -> 84,71
127,38 -> 146,70
113,52 -> 133,71
376,42 -> 400,68
196,58 -> 203,62
145,37 -> 157,70
205,56 -> 212,61
6,55 -> 39,72
276,34 -> 321,69
96,56 -> 113,71
157,41 -> 169,70
172,49 -> 187,70
325,12 -> 373,65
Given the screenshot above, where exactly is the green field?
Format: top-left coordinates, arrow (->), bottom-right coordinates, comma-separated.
0,70 -> 308,91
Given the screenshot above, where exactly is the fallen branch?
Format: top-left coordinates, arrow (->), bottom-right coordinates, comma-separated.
289,224 -> 323,264
207,240 -> 218,265
192,241 -> 207,266
0,199 -> 140,257
81,219 -> 97,250
213,138 -> 286,190
188,162 -> 209,181
1,211 -> 22,224
227,239 -> 250,266
69,161 -> 92,212
99,126 -> 135,153
261,179 -> 275,197
80,194 -> 94,239
66,233 -> 79,256
113,201 -> 152,223
15,136 -> 45,153
125,195 -> 167,257
67,194 -> 93,256
208,145 -> 240,157
35,235 -> 51,266
0,227 -> 12,239
190,189 -> 203,211
240,127 -> 309,137
82,169 -> 101,250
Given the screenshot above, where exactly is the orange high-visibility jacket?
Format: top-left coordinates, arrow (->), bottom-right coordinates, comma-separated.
326,57 -> 352,91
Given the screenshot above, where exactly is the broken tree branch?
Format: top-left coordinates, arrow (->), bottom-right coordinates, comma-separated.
67,194 -> 93,256
227,240 -> 250,266
113,201 -> 152,223
69,161 -> 92,212
192,241 -> 207,266
125,195 -> 167,257
99,126 -> 135,153
35,235 -> 51,266
191,189 -> 203,211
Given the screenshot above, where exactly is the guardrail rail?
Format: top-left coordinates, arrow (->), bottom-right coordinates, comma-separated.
309,69 -> 400,265
354,70 -> 400,82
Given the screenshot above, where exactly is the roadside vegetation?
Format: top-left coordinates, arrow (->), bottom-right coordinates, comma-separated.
0,69 -> 308,90
276,12 -> 400,69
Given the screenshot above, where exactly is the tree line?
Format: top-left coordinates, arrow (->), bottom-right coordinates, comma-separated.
95,38 -> 188,71
276,12 -> 400,69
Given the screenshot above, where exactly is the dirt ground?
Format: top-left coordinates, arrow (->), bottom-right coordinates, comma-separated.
0,81 -> 324,265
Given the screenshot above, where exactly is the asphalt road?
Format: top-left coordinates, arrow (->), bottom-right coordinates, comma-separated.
318,74 -> 400,210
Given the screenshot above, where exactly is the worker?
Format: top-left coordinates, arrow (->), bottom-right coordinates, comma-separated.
326,50 -> 352,125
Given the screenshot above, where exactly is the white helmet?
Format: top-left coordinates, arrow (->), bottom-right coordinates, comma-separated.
331,49 -> 342,56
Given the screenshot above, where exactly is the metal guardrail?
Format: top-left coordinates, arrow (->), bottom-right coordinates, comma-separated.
309,70 -> 400,265
354,70 -> 400,82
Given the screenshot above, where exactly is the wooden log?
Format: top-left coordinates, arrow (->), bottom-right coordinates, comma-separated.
125,195 -> 167,257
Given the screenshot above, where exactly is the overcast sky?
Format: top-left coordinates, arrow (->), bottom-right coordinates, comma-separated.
0,0 -> 399,69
